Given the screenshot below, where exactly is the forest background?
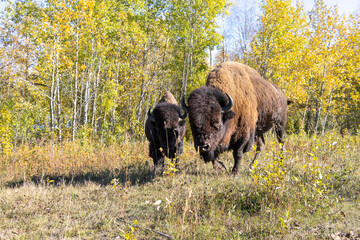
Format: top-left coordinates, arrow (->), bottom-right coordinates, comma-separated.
0,0 -> 359,154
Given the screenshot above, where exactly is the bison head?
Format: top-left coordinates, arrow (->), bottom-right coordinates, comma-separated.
148,103 -> 187,158
182,87 -> 235,162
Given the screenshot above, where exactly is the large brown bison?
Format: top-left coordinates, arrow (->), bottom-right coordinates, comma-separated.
145,91 -> 187,175
182,62 -> 291,174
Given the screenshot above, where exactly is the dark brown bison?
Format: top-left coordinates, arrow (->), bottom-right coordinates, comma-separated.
145,91 -> 187,174
182,62 -> 291,174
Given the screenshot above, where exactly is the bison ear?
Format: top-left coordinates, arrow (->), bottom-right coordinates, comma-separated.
223,110 -> 235,122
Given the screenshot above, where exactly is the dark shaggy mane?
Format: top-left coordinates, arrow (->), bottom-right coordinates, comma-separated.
153,103 -> 182,123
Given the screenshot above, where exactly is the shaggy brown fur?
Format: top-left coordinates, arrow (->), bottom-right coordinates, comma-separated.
183,61 -> 290,174
145,91 -> 186,175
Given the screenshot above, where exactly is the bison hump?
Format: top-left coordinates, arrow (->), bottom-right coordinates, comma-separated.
159,91 -> 178,105
206,62 -> 258,131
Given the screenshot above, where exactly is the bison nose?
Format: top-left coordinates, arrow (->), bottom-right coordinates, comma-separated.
198,144 -> 211,152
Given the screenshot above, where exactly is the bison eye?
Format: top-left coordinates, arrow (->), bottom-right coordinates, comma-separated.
213,122 -> 221,130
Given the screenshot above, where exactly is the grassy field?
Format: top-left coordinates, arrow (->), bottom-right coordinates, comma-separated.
0,132 -> 359,239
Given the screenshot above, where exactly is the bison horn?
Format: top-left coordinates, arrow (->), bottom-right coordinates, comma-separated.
179,111 -> 187,120
181,96 -> 188,113
148,108 -> 155,122
221,93 -> 233,113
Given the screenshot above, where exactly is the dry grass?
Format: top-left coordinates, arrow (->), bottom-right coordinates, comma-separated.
0,132 -> 360,239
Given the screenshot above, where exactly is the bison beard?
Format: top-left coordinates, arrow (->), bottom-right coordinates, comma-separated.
199,149 -> 215,163
182,61 -> 290,174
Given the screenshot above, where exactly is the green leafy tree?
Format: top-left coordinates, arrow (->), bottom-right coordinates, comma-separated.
245,0 -> 359,134
165,0 -> 228,97
0,0 -> 232,148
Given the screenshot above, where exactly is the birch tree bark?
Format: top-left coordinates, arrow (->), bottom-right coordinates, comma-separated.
72,20 -> 80,141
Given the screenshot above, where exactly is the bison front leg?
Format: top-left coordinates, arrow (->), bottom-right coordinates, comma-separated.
149,144 -> 165,176
232,134 -> 255,174
154,152 -> 165,176
212,159 -> 227,172
209,151 -> 227,172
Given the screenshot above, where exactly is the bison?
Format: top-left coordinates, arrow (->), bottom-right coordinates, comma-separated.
182,61 -> 291,174
145,91 -> 187,175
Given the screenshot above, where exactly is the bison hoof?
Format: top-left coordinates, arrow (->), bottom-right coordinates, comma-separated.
231,167 -> 239,175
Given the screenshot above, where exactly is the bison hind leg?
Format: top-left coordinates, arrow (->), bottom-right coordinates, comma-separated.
274,123 -> 287,152
274,122 -> 289,162
250,134 -> 265,168
274,121 -> 287,144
